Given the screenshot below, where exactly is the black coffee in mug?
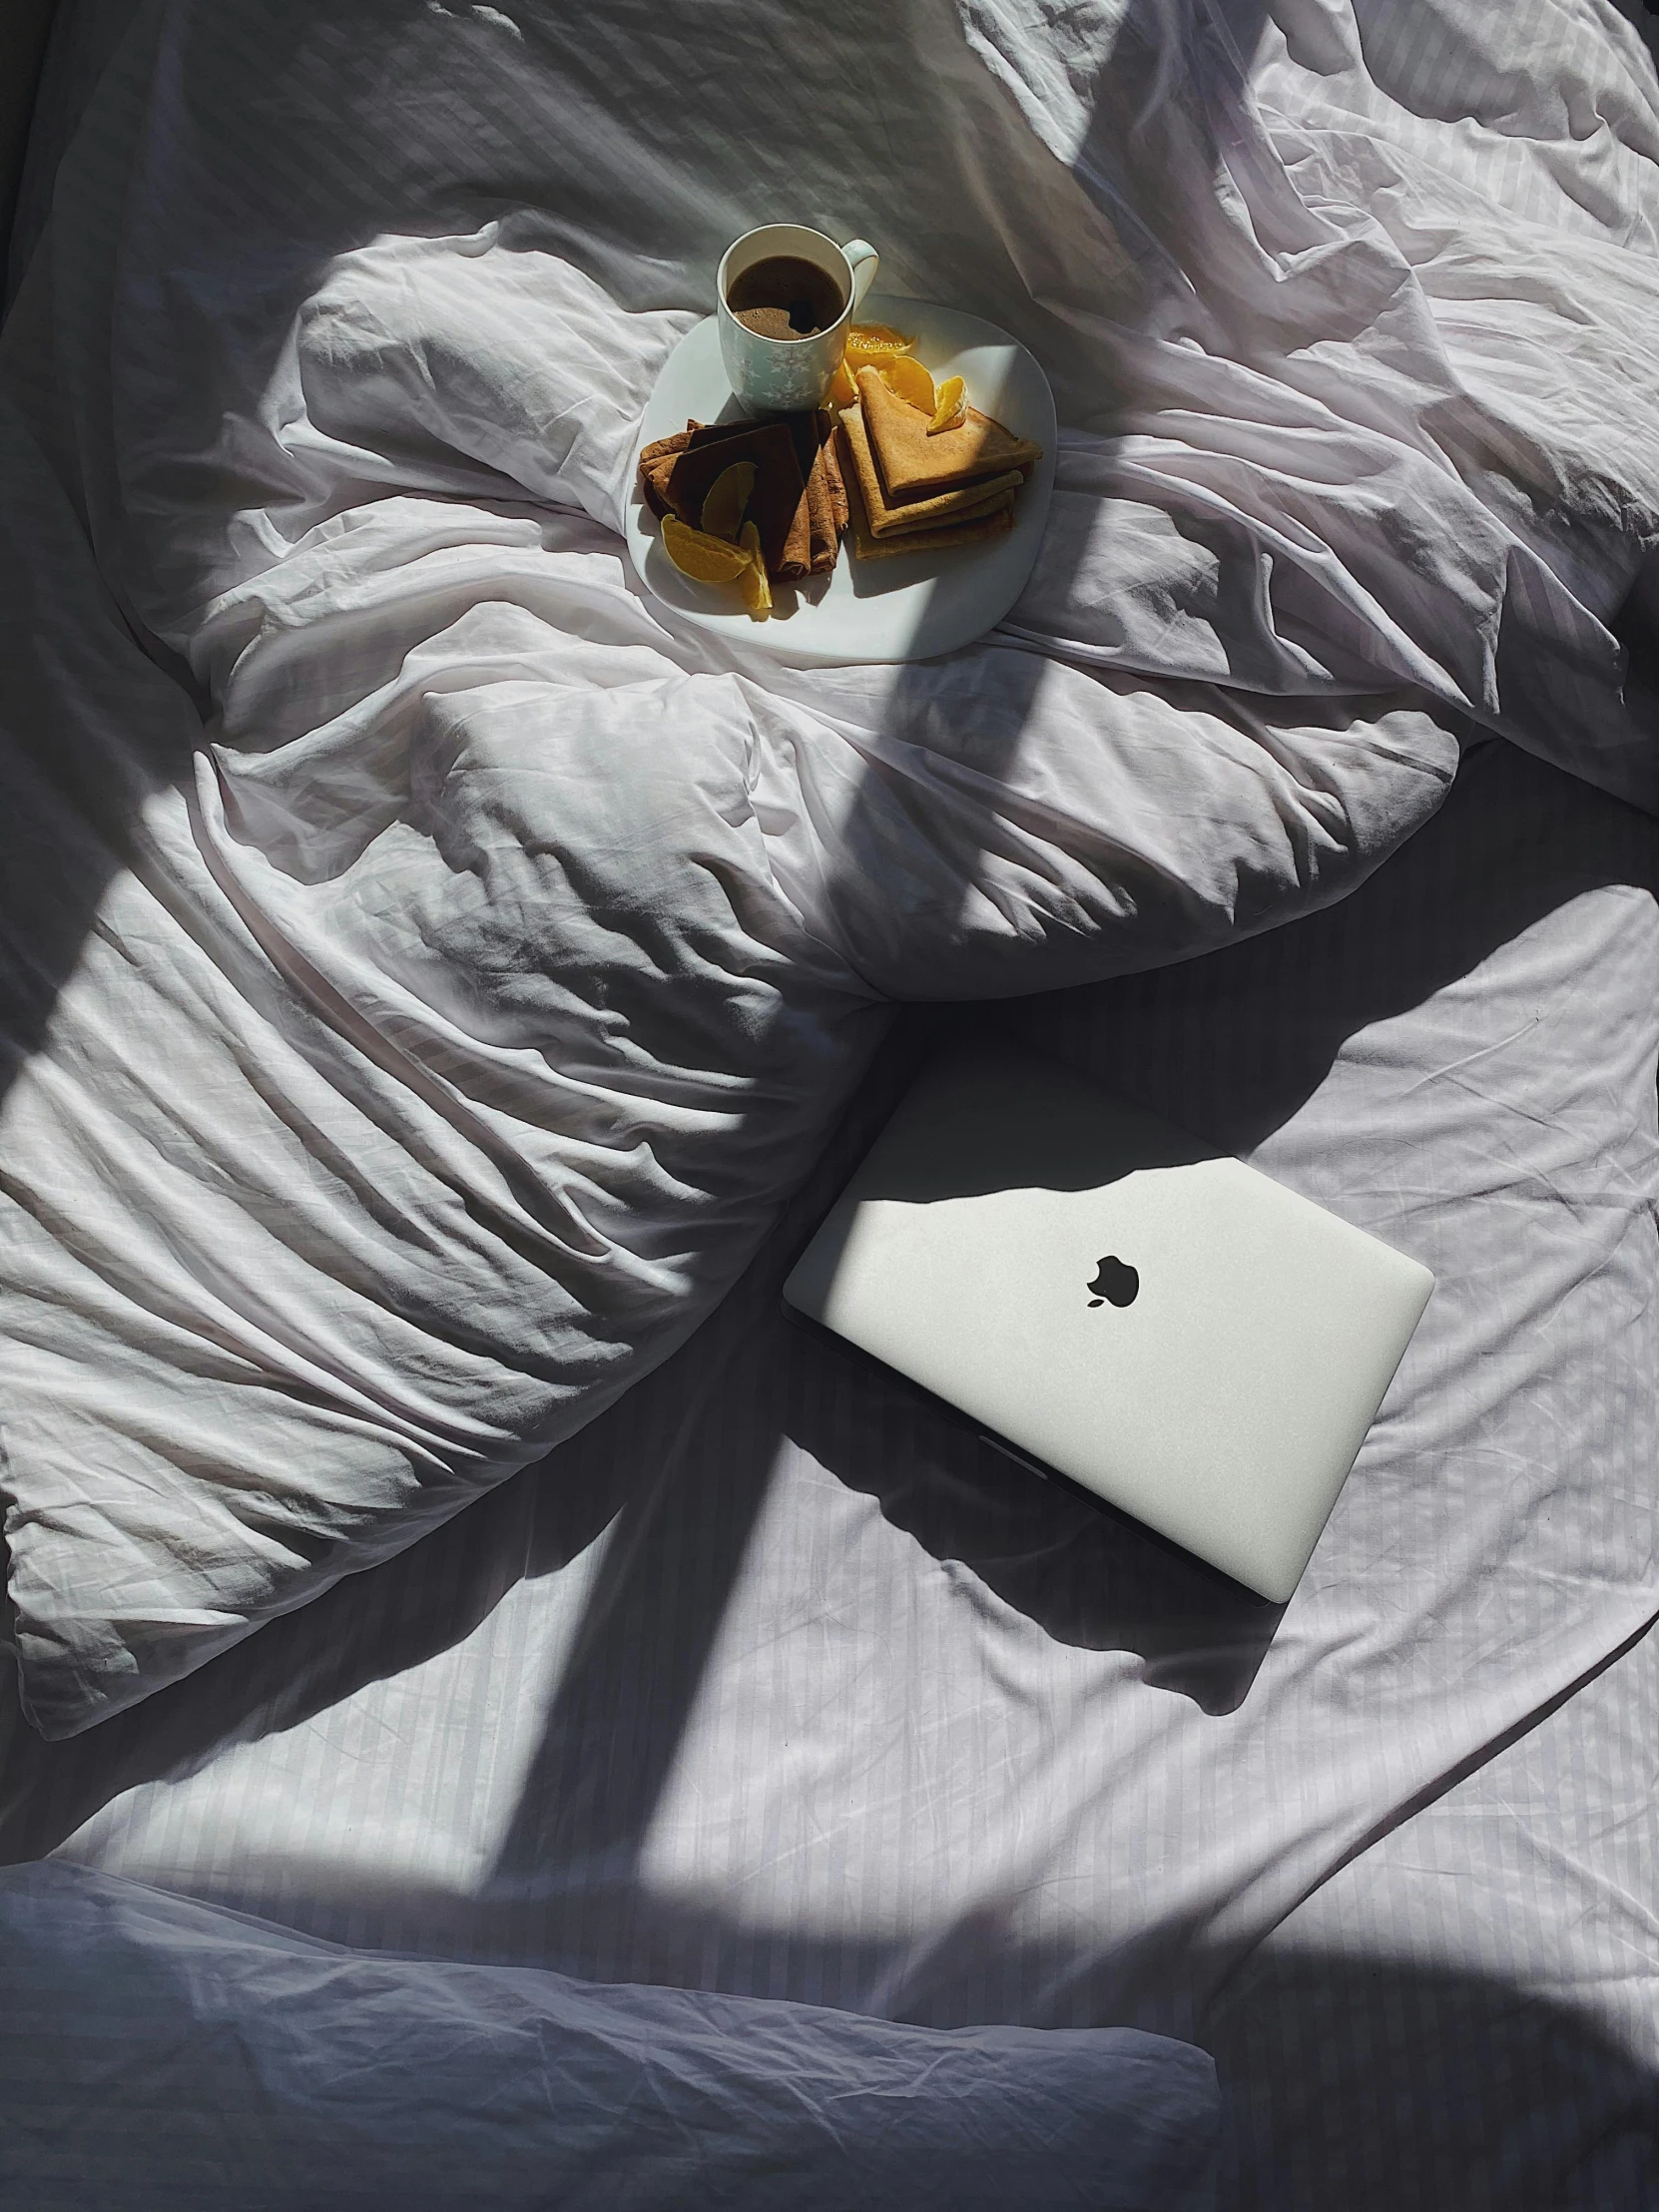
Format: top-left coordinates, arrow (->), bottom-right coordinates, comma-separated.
726,256 -> 847,340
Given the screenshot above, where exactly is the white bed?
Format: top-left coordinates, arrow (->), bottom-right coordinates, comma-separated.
5,736 -> 1658,2205
4,1 -> 1659,2204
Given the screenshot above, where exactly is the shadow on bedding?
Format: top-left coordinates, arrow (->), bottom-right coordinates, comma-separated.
3,744 -> 1654,2184
493,733 -> 1659,1839
5,1800 -> 1654,2209
6,1857 -> 1651,2211
7,0 -> 1659,2057
2,12 -> 1657,2200
1206,1943 -> 1659,2211
0,0 -> 1289,1729
7,739 -> 1655,1860
0,410 -> 203,1120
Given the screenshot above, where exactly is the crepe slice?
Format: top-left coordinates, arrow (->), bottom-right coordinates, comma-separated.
839,431 -> 1015,560
637,419 -> 727,508
821,411 -> 849,537
639,425 -> 695,469
785,410 -> 848,575
838,403 -> 1021,537
855,366 -> 1041,501
639,421 -> 745,517
649,420 -> 811,578
637,428 -> 692,517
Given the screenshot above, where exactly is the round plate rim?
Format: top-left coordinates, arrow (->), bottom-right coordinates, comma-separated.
624,293 -> 1057,667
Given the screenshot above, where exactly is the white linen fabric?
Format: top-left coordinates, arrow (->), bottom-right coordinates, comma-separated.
1,0 -> 1657,1742
1212,1608 -> 1659,2209
0,1864 -> 1223,2212
5,736 -> 1657,2182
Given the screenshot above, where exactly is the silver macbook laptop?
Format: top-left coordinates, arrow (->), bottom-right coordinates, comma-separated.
783,1035 -> 1432,1604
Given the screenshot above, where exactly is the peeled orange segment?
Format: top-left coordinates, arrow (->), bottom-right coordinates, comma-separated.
928,375 -> 967,434
845,323 -> 914,357
845,346 -> 916,382
878,353 -> 936,414
842,349 -> 887,383
828,357 -> 859,409
844,325 -> 918,382
661,514 -> 755,584
699,460 -> 755,542
738,522 -> 772,619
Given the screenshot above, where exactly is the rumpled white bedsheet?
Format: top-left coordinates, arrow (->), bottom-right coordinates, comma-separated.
5,736 -> 1656,2101
2,0 -> 1657,1736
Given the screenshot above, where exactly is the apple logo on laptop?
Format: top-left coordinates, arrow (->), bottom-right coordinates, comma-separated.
1088,1255 -> 1139,1309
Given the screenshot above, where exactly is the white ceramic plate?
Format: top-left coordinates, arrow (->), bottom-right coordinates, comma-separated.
626,293 -> 1056,666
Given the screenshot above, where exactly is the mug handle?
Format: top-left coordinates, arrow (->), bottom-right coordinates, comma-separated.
842,239 -> 879,314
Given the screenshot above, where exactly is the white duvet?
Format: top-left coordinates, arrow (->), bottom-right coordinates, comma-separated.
2,0 -> 1657,1737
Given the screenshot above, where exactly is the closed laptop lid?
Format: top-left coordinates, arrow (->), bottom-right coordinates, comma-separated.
783,1036 -> 1433,1604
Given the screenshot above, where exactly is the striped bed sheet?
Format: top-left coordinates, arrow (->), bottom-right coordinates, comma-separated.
4,0 -> 1659,2198
1214,1610 -> 1659,2209
4,735 -> 1656,2203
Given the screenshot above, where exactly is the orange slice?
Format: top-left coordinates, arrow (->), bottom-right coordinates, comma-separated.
928,375 -> 967,434
846,323 -> 914,357
878,353 -> 935,414
828,357 -> 859,409
739,522 -> 772,618
699,460 -> 755,542
844,324 -> 919,382
846,346 -> 914,382
662,514 -> 754,584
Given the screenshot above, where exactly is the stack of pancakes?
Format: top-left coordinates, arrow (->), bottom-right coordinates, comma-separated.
836,367 -> 1041,559
638,412 -> 846,581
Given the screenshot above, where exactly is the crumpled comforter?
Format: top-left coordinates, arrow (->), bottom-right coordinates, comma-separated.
1,0 -> 1656,1736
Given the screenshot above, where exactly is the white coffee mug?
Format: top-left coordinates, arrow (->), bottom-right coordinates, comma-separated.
717,225 -> 879,414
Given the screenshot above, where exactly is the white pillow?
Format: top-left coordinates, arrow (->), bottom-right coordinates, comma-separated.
0,1864 -> 1221,2212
